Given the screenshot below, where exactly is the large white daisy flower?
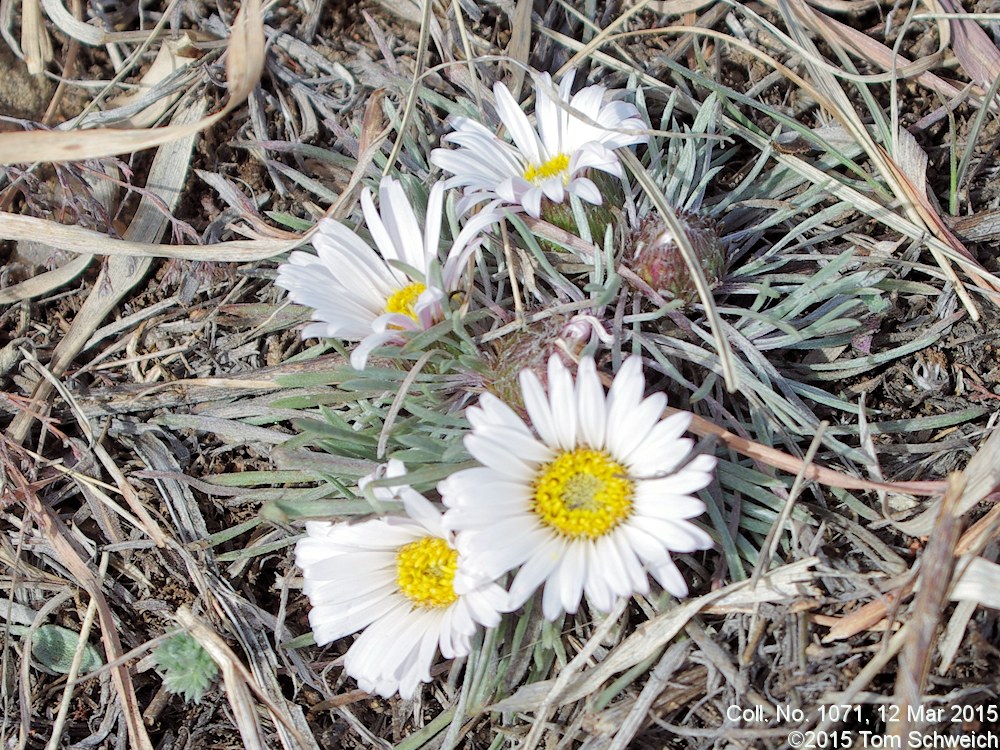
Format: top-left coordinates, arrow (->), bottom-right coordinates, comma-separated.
430,71 -> 648,218
276,177 -> 498,369
440,355 -> 715,621
295,462 -> 507,699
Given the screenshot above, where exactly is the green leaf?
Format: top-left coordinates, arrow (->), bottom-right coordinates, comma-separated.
31,624 -> 103,675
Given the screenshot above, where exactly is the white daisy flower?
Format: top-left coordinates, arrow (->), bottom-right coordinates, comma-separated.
276,177 -> 498,369
440,355 -> 715,621
430,71 -> 648,218
295,463 -> 507,699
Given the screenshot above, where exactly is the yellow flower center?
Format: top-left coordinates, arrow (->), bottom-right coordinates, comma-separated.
532,448 -> 634,539
395,536 -> 459,609
385,282 -> 426,321
523,153 -> 570,185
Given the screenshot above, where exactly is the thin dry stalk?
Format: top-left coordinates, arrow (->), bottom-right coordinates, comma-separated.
890,473 -> 965,741
6,460 -> 153,750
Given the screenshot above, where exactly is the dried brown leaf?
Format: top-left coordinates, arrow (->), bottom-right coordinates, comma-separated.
0,0 -> 263,165
939,0 -> 1000,90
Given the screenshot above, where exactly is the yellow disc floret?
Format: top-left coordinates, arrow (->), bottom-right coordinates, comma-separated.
395,536 -> 459,608
385,282 -> 427,321
532,449 -> 634,538
523,153 -> 570,185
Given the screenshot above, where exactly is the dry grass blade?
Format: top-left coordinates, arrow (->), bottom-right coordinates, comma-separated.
749,424 -> 826,587
522,598 -> 630,750
5,98 -> 205,445
382,0 -> 432,175
20,0 -> 51,74
0,0 -> 263,165
7,462 -> 153,750
0,253 -> 92,304
605,641 -> 691,750
955,501 -> 1000,557
818,584 -> 906,642
107,35 -> 197,128
554,0 -> 656,78
0,213 -> 306,260
821,423 -> 999,646
775,0 -> 988,318
38,0 -> 152,44
939,0 -> 1000,90
757,0 -> 996,111
490,559 -> 819,712
504,0 -> 532,99
682,409 -> 944,496
647,0 -> 719,14
948,558 -> 1000,610
896,424 -> 1000,536
890,473 -> 965,741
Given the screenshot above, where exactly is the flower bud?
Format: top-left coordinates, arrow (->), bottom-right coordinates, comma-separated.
627,211 -> 726,304
483,314 -> 608,413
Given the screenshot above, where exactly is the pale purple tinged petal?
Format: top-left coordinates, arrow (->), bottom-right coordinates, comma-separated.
534,72 -> 563,157
570,143 -> 621,174
540,177 -> 566,203
351,330 -> 400,370
361,185 -> 401,264
568,178 -> 602,205
522,187 -> 543,218
494,81 -> 542,164
443,208 -> 501,289
400,489 -> 446,536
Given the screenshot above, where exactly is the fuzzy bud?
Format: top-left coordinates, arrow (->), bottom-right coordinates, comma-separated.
627,212 -> 726,304
484,314 -> 609,413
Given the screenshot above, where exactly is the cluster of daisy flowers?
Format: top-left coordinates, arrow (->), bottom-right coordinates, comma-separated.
296,355 -> 716,698
275,71 -> 648,368
281,70 -> 719,698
